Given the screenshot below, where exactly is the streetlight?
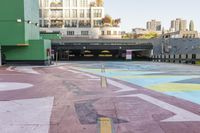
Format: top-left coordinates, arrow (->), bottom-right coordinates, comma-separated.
16,19 -> 22,23
16,19 -> 39,27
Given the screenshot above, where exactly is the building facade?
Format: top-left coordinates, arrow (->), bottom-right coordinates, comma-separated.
161,31 -> 198,39
39,0 -> 121,38
170,18 -> 187,32
146,20 -> 161,32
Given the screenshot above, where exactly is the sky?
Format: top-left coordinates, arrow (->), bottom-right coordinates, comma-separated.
104,0 -> 200,32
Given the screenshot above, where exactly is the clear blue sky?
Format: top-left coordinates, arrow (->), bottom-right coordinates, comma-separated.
104,0 -> 200,32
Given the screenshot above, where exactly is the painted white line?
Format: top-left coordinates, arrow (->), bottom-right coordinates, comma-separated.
81,73 -> 99,79
59,67 -> 99,79
67,70 -> 82,74
0,74 -> 24,76
0,97 -> 54,133
11,66 -> 40,75
0,82 -> 33,91
108,79 -> 137,92
6,66 -> 14,72
88,79 -> 101,81
119,94 -> 200,122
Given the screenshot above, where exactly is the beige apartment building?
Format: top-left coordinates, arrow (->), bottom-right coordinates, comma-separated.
39,0 -> 121,39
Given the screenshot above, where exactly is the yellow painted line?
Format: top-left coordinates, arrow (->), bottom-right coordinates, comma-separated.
99,117 -> 113,133
148,83 -> 200,92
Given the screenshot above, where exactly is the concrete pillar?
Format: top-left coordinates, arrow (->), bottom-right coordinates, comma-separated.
0,46 -> 2,66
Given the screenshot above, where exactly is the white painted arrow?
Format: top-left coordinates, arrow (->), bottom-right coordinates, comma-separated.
119,94 -> 200,122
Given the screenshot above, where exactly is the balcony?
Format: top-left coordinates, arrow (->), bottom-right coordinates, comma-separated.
50,2 -> 63,8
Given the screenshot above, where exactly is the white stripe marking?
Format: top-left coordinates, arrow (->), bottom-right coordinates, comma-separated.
6,66 -> 14,72
14,67 -> 40,75
81,73 -> 99,79
120,94 -> 200,122
108,79 -> 137,92
0,82 -> 33,91
67,70 -> 82,74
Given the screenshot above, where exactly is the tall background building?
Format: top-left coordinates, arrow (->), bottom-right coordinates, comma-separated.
146,20 -> 161,32
170,18 -> 187,32
189,20 -> 194,31
39,0 -> 121,39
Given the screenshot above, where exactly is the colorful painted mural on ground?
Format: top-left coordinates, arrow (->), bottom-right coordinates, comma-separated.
73,62 -> 200,105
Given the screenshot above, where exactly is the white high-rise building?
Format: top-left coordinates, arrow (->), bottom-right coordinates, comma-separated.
39,0 -> 106,38
170,18 -> 187,32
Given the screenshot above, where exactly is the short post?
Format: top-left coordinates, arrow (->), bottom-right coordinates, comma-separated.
56,52 -> 58,65
101,64 -> 107,88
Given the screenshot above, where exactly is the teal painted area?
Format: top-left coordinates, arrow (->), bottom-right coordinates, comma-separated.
165,91 -> 200,105
75,62 -> 200,105
40,33 -> 62,40
122,76 -> 198,87
78,68 -> 198,87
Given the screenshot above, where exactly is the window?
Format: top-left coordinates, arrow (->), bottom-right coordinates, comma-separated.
67,31 -> 75,35
113,31 -> 117,35
65,20 -> 70,27
86,9 -> 91,18
93,9 -> 102,18
43,9 -> 49,18
80,0 -> 88,7
71,20 -> 77,27
44,20 -> 49,27
51,20 -> 63,28
51,10 -> 63,18
192,54 -> 196,59
72,0 -> 77,7
39,20 -> 43,27
64,0 -> 70,7
72,9 -> 77,18
65,10 -> 70,18
107,31 -> 111,35
101,31 -> 104,35
79,20 -> 85,27
43,0 -> 49,7
81,31 -> 89,35
93,20 -> 102,27
39,9 -> 42,18
39,0 -> 43,7
80,9 -> 85,18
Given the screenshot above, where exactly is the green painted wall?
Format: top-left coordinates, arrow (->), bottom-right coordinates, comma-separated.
3,40 -> 51,61
0,0 -> 51,64
0,0 -> 40,46
0,0 -> 25,45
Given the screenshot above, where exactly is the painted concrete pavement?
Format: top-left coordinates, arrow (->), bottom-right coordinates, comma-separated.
1,62 -> 200,133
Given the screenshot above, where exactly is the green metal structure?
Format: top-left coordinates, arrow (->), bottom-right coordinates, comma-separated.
0,0 -> 51,65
